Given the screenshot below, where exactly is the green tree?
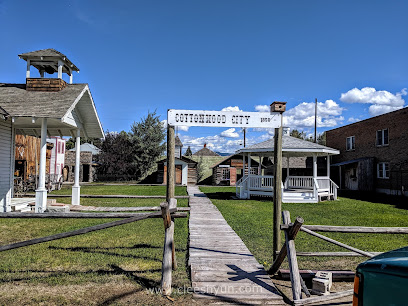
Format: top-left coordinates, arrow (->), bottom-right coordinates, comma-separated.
129,111 -> 166,181
184,146 -> 193,157
65,137 -> 102,150
317,132 -> 326,145
290,129 -> 307,140
96,131 -> 135,179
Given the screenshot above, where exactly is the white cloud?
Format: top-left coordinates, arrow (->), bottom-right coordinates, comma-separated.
161,119 -> 189,132
255,105 -> 270,112
348,117 -> 361,123
340,87 -> 407,116
283,100 -> 344,129
220,128 -> 240,138
221,106 -> 241,112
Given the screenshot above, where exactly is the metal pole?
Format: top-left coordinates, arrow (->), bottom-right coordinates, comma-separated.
314,98 -> 317,143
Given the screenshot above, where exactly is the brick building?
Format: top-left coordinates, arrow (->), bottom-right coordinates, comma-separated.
326,107 -> 408,196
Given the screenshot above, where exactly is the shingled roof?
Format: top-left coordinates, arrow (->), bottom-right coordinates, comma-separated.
0,83 -> 86,118
237,135 -> 339,157
193,145 -> 220,157
0,83 -> 103,138
175,136 -> 183,147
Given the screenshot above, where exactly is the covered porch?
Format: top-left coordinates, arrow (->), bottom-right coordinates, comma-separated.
235,133 -> 340,203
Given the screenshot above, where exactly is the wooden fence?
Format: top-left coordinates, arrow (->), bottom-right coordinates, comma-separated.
0,199 -> 186,296
268,210 -> 408,305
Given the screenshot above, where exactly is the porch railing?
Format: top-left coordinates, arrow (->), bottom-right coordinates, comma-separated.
237,175 -> 338,201
248,175 -> 274,190
284,176 -> 314,189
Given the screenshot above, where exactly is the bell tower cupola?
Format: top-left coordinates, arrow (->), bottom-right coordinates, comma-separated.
19,48 -> 79,84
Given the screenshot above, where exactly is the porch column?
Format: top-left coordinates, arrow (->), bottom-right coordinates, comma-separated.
258,156 -> 262,175
35,118 -> 48,213
242,154 -> 245,177
326,155 -> 330,177
72,129 -> 81,205
313,154 -> 317,179
248,153 -> 252,175
58,60 -> 63,79
26,59 -> 30,78
286,156 -> 290,178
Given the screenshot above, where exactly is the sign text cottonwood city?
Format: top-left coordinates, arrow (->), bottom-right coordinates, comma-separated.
167,109 -> 282,128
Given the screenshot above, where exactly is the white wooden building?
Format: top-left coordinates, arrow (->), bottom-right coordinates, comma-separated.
0,49 -> 104,212
235,129 -> 340,203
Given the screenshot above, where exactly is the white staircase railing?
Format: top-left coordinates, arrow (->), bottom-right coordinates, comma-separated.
236,176 -> 249,198
330,179 -> 339,200
313,178 -> 319,201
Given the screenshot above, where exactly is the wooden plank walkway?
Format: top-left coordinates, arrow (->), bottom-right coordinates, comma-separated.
188,186 -> 284,304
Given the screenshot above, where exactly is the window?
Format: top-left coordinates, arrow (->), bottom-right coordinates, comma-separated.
346,136 -> 355,151
377,162 -> 389,179
250,167 -> 258,175
376,129 -> 389,146
221,168 -> 230,180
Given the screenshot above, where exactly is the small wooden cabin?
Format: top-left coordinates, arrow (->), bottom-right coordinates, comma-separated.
211,154 -> 263,186
157,156 -> 198,186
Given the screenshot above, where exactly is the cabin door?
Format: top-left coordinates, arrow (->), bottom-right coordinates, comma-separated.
175,165 -> 182,185
345,166 -> 358,190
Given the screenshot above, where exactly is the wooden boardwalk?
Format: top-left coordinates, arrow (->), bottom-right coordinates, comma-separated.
188,186 -> 284,304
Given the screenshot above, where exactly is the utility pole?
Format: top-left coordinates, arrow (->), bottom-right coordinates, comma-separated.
314,98 -> 317,143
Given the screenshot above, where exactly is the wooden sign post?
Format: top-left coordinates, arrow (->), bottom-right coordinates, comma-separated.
166,107 -> 284,294
271,102 -> 286,261
166,126 -> 175,202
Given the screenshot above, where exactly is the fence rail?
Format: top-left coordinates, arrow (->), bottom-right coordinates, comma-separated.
269,210 -> 408,305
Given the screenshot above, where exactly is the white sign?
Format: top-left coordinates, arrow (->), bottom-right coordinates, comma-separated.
167,109 -> 282,128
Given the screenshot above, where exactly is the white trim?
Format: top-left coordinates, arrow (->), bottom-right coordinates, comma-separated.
61,86 -> 104,139
237,147 -> 340,155
377,162 -> 389,179
346,136 -> 355,151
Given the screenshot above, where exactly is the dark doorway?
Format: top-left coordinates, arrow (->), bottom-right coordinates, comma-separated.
83,164 -> 90,182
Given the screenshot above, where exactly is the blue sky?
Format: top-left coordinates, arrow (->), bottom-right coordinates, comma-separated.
1,0 -> 407,153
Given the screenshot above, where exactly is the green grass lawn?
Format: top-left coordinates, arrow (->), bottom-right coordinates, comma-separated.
200,186 -> 408,271
0,185 -> 191,305
50,184 -> 188,196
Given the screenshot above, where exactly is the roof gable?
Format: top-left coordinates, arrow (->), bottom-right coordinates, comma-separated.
193,147 -> 220,157
237,135 -> 339,156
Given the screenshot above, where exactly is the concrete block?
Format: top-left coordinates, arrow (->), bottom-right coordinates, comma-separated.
315,271 -> 333,289
46,204 -> 70,213
312,278 -> 330,295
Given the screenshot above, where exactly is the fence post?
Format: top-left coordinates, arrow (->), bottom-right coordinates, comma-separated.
283,210 -> 302,301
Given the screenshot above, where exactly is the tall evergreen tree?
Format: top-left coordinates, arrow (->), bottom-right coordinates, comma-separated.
129,111 -> 166,180
184,146 -> 193,157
